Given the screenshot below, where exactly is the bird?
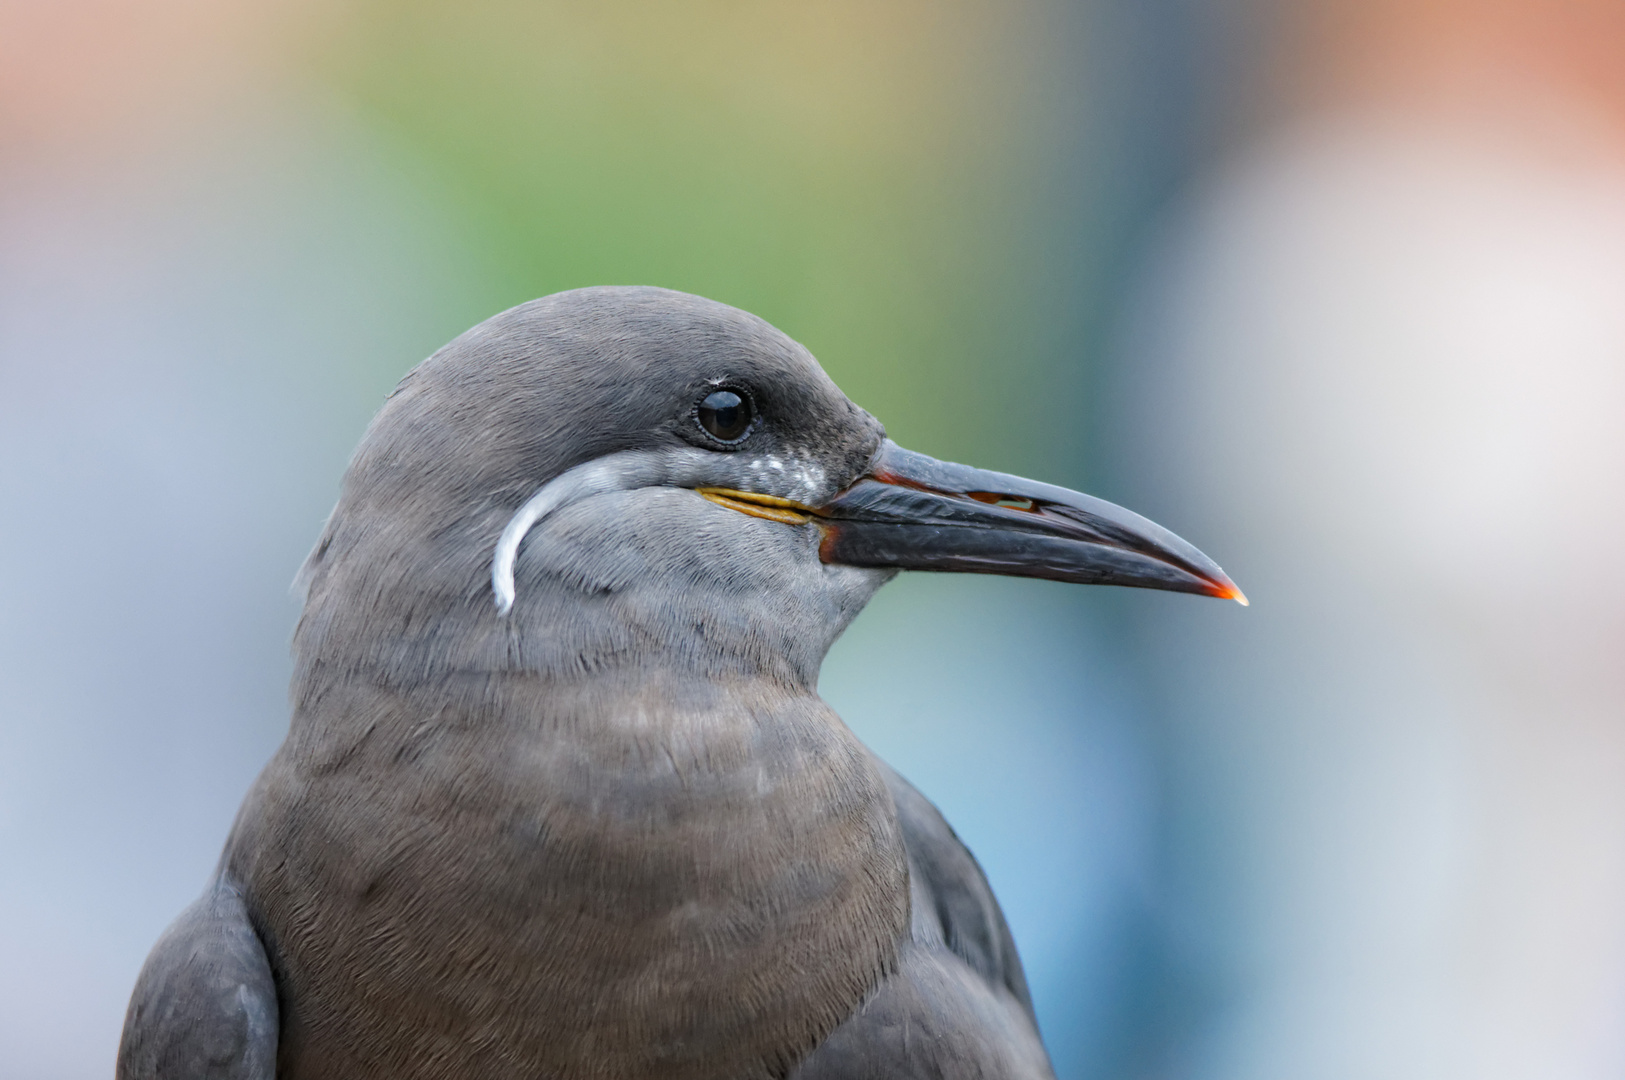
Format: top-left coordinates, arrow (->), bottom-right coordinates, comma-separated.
116,286 -> 1244,1080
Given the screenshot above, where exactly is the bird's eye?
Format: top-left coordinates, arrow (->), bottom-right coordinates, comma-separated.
696,389 -> 754,443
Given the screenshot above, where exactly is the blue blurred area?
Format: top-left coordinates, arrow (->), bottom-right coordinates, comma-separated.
0,117 -> 486,1076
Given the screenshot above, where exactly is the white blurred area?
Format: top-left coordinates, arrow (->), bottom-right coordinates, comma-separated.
1109,27 -> 1625,1080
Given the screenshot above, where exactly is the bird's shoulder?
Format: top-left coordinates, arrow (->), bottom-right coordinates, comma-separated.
789,762 -> 1054,1079
878,760 -> 1035,1013
117,877 -> 278,1080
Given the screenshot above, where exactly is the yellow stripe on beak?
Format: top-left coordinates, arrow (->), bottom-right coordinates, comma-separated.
696,488 -> 815,525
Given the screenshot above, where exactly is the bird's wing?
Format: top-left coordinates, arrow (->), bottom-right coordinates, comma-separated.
790,761 -> 1056,1079
879,761 -> 1038,1017
117,878 -> 278,1080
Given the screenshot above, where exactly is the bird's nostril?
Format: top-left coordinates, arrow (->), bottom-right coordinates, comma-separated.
966,492 -> 1039,512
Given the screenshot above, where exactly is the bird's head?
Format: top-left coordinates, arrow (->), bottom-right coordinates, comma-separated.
294,286 -> 1242,698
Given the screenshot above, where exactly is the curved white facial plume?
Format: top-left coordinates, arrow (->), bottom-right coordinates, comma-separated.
491,447 -> 719,614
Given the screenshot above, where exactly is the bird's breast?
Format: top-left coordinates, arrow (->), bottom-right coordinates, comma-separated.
230,674 -> 910,1080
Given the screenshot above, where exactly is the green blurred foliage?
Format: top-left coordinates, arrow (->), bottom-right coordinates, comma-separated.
304,0 -> 1095,474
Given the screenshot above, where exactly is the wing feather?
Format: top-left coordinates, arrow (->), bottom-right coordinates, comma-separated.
117,879 -> 278,1080
791,761 -> 1055,1079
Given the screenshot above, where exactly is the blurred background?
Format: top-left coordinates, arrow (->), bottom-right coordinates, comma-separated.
2,0 -> 1623,1077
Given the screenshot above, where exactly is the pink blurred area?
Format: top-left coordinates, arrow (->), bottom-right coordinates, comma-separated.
0,0 -> 314,161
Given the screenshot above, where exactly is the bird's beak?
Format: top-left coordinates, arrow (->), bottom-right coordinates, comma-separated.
808,440 -> 1246,603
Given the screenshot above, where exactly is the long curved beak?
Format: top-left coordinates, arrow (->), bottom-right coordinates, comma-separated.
814,440 -> 1246,604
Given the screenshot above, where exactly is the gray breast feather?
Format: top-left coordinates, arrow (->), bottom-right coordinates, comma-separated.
117,879 -> 278,1080
113,767 -> 1049,1080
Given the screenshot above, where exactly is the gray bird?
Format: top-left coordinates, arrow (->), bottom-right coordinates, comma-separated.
117,287 -> 1243,1080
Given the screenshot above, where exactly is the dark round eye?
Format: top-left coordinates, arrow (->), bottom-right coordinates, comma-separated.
696,388 -> 754,443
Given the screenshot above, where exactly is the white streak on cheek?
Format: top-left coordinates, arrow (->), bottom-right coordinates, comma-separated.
491,448 -> 713,615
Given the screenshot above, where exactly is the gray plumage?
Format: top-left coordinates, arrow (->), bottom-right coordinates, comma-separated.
120,286 -> 1242,1079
